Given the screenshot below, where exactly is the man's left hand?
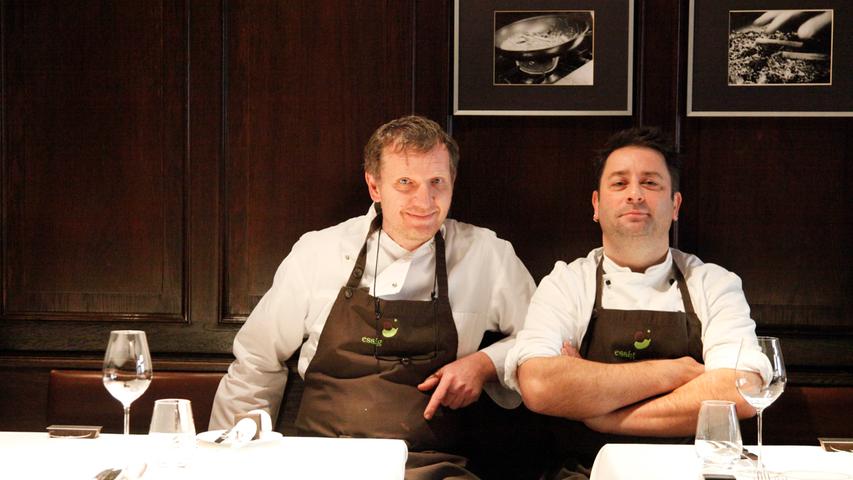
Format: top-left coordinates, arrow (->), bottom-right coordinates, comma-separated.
417,352 -> 496,420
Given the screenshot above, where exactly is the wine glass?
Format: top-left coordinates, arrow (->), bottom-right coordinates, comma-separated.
735,336 -> 786,479
102,330 -> 153,435
695,400 -> 743,468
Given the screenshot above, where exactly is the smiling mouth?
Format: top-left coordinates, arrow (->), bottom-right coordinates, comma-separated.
404,211 -> 438,221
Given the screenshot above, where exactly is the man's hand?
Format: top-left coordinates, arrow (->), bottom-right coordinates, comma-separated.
417,351 -> 496,420
753,10 -> 832,40
560,339 -> 581,358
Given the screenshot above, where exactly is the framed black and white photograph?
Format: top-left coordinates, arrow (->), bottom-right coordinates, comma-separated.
688,0 -> 853,116
454,0 -> 633,116
493,11 -> 594,86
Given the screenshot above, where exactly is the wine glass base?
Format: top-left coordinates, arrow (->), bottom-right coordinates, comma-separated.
733,462 -> 785,480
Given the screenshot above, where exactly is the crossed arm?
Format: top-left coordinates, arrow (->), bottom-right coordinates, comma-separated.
581,367 -> 756,436
517,348 -> 756,436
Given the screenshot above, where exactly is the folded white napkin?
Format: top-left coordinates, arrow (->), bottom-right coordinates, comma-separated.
225,409 -> 273,448
246,409 -> 273,433
228,418 -> 258,448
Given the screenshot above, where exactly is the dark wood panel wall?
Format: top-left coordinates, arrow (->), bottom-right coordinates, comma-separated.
1,0 -> 850,433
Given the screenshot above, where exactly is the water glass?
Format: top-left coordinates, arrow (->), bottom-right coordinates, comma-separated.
695,400 -> 743,466
149,399 -> 196,468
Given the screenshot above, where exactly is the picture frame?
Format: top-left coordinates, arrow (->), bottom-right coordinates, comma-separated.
453,0 -> 634,116
687,0 -> 853,117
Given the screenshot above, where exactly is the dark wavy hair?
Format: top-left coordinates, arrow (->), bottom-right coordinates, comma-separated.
593,127 -> 680,194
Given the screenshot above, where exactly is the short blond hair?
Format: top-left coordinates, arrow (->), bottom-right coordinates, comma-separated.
363,115 -> 459,179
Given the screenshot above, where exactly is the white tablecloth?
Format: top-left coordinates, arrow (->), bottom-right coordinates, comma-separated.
0,431 -> 408,479
591,444 -> 853,480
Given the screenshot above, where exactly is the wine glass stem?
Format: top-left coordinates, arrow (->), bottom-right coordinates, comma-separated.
123,405 -> 131,435
756,408 -> 764,471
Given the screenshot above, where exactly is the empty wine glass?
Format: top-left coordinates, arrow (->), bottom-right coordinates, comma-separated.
695,400 -> 743,467
735,336 -> 786,479
103,330 -> 153,435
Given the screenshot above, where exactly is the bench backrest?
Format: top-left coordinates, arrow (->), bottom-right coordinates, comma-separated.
47,369 -> 223,434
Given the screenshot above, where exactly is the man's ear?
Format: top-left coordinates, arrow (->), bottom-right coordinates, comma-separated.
365,171 -> 382,203
672,191 -> 682,221
591,190 -> 600,221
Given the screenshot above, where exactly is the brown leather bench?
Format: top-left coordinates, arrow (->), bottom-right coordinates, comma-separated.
47,369 -> 224,434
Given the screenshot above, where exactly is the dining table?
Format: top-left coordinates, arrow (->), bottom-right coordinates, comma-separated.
590,443 -> 853,480
0,430 -> 408,479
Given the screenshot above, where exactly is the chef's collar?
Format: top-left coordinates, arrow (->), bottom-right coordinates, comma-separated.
602,249 -> 673,275
369,227 -> 436,261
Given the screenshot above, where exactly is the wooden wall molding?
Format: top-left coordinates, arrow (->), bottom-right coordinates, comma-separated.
220,0 -> 418,320
2,0 -> 188,322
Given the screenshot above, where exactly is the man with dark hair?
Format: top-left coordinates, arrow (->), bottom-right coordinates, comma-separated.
505,127 -> 766,472
212,115 -> 535,478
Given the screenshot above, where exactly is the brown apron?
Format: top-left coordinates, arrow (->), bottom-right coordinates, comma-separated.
295,211 -> 478,478
579,258 -> 703,363
552,256 -> 703,467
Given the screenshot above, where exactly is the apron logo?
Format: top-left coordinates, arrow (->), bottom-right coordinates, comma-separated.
633,329 -> 652,350
381,318 -> 399,338
613,329 -> 652,360
614,349 -> 636,360
361,336 -> 383,347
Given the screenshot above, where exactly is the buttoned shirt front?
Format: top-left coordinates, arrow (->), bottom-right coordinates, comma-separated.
211,205 -> 536,429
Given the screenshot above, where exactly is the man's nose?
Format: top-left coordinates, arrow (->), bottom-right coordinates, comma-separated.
627,183 -> 644,203
412,184 -> 433,206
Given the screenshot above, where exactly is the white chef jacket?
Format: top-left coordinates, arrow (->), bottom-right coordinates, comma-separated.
211,205 -> 536,429
505,247 -> 766,392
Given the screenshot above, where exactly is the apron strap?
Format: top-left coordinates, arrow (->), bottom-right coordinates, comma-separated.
433,232 -> 449,301
345,208 -> 383,290
671,261 -> 696,314
593,256 -> 605,310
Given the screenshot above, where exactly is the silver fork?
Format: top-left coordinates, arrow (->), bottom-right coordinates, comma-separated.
214,426 -> 234,444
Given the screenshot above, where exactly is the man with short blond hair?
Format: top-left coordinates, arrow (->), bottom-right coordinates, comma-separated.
213,115 -> 535,478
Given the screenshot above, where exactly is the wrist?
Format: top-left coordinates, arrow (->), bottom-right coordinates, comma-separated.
473,351 -> 498,382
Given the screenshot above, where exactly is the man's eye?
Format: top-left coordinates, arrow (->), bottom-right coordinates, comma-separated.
398,178 -> 411,185
431,178 -> 444,185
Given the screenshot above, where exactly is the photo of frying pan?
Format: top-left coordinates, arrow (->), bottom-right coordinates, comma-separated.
494,12 -> 593,84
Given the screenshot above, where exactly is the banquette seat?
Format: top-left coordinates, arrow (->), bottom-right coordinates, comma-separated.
47,369 -> 224,434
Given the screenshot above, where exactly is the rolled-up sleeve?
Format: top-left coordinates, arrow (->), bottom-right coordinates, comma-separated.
693,264 -> 762,373
477,241 -> 536,407
480,242 -> 536,381
504,261 -> 591,393
209,248 -> 310,430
